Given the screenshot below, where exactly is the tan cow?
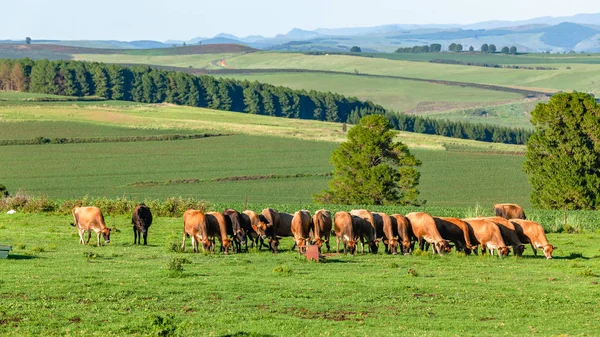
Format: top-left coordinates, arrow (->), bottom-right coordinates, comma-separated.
485,216 -> 525,256
391,214 -> 412,254
312,209 -> 332,252
242,210 -> 272,250
350,209 -> 378,254
181,209 -> 212,253
333,212 -> 358,255
291,210 -> 312,254
405,212 -> 451,255
434,217 -> 474,254
462,218 -> 510,256
510,219 -> 556,259
70,206 -> 112,247
494,203 -> 526,220
373,212 -> 399,254
206,212 -> 233,254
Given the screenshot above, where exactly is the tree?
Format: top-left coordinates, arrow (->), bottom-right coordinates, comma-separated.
456,44 -> 463,52
314,115 -> 422,205
489,44 -> 497,53
523,92 -> 600,210
469,46 -> 474,52
25,37 -> 31,44
510,46 -> 517,55
448,43 -> 457,52
481,44 -> 489,53
430,43 -> 442,52
501,46 -> 510,54
350,46 -> 361,52
0,184 -> 8,197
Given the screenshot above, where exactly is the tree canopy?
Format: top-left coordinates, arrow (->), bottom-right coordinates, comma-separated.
523,92 -> 600,210
350,46 -> 361,52
314,115 -> 422,205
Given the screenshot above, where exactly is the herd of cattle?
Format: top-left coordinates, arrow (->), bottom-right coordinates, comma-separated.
69,203 -> 556,259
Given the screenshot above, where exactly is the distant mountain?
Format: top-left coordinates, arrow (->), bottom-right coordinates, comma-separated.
275,28 -> 321,40
200,37 -> 245,45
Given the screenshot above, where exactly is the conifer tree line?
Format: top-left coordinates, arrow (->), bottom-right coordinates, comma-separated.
0,58 -> 531,145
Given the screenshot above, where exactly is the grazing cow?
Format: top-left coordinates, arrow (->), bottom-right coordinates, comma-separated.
132,203 -> 152,245
261,208 -> 283,252
71,206 -> 112,247
373,212 -> 399,254
405,212 -> 451,255
510,219 -> 556,259
206,212 -> 233,254
350,209 -> 378,254
270,211 -> 295,253
223,209 -> 247,253
462,218 -> 510,256
291,210 -> 312,254
242,210 -> 271,250
312,209 -> 332,252
333,212 -> 358,255
434,217 -> 474,254
494,203 -> 526,220
391,214 -> 412,254
485,216 -> 525,256
181,210 -> 212,253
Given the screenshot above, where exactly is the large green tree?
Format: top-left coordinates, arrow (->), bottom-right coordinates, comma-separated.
314,115 -> 422,205
523,92 -> 600,209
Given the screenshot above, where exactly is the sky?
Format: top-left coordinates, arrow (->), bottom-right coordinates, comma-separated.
3,0 -> 600,41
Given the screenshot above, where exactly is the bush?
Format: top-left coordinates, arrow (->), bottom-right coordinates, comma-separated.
273,265 -> 293,276
0,184 -> 8,197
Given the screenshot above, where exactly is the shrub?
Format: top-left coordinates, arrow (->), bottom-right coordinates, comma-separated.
273,265 -> 293,276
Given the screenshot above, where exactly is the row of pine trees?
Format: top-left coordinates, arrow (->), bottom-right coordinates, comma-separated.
0,58 -> 531,144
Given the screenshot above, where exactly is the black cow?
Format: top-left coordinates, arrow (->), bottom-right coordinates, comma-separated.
132,203 -> 152,245
223,209 -> 247,253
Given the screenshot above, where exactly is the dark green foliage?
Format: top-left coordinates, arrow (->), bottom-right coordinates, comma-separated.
481,44 -> 489,53
315,115 -> 421,205
350,46 -> 361,52
448,43 -> 463,52
524,92 -> 600,210
395,45 -> 434,53
0,184 -> 8,197
489,44 -> 497,53
510,46 -> 517,55
501,46 -> 510,54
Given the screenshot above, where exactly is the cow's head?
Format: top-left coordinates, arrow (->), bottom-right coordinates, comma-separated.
344,236 -> 357,255
384,237 -> 399,255
543,245 -> 556,259
369,239 -> 379,254
102,228 -> 113,244
252,215 -> 270,240
222,237 -> 232,254
269,236 -> 281,253
201,238 -> 213,252
234,229 -> 247,246
401,240 -> 412,255
435,240 -> 452,254
515,244 -> 525,256
498,246 -> 511,257
296,238 -> 308,254
312,237 -> 323,248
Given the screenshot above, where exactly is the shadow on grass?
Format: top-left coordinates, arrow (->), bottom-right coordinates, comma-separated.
220,333 -> 277,337
518,253 -> 599,260
7,254 -> 38,260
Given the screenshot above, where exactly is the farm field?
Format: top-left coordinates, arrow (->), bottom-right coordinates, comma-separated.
1,212 -> 599,336
72,53 -> 239,69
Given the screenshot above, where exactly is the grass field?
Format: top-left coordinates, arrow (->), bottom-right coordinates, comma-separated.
73,53 -> 238,69
1,213 -> 599,336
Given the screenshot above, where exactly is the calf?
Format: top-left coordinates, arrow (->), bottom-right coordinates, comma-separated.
291,210 -> 312,254
181,209 -> 212,253
510,219 -> 556,259
405,212 -> 451,255
485,216 -> 525,256
206,212 -> 233,254
71,206 -> 112,247
462,218 -> 510,256
312,209 -> 332,252
373,212 -> 399,254
434,217 -> 473,254
132,203 -> 152,245
350,209 -> 378,254
494,203 -> 526,220
223,209 -> 247,253
391,214 -> 412,254
333,212 -> 358,255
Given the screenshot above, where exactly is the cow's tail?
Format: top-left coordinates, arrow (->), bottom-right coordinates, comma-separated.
456,219 -> 474,249
71,210 -> 79,227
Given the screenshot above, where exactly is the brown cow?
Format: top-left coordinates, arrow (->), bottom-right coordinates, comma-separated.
242,210 -> 271,250
312,209 -> 332,252
510,219 -> 556,259
206,212 -> 233,254
270,211 -> 295,252
373,212 -> 399,254
291,210 -> 312,254
181,209 -> 212,253
485,216 -> 525,256
350,209 -> 378,254
333,212 -> 358,255
405,212 -> 451,255
391,214 -> 412,254
434,217 -> 474,254
494,203 -> 526,220
132,203 -> 152,245
462,218 -> 510,256
223,209 -> 247,253
71,206 -> 112,247
261,208 -> 282,252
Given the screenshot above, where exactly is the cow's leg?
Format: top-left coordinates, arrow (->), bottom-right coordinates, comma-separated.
418,238 -> 425,251
85,230 -> 92,244
336,236 -> 340,253
325,234 -> 331,252
181,233 -> 187,252
191,236 -> 198,253
343,242 -> 347,255
78,229 -> 85,244
96,232 -> 101,247
143,231 -> 148,246
531,243 -> 537,256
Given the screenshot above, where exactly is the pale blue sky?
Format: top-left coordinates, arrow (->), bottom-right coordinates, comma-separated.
3,0 -> 600,41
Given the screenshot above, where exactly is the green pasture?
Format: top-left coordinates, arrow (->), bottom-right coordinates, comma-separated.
361,51 -> 600,64
73,53 -> 238,69
1,213 -> 599,336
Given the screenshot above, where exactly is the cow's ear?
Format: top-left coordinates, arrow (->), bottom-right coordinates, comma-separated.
383,240 -> 389,245
552,245 -> 557,250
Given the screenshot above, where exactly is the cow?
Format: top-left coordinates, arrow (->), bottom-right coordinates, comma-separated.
242,210 -> 271,251
405,212 -> 451,255
494,203 -> 526,220
269,211 -> 295,253
485,216 -> 525,256
373,212 -> 399,254
223,209 -> 247,253
462,218 -> 510,256
391,214 -> 412,254
350,209 -> 378,254
333,212 -> 358,255
71,206 -> 112,247
291,210 -> 312,254
132,203 -> 152,245
181,209 -> 212,253
510,219 -> 556,259
433,217 -> 474,254
261,208 -> 283,252
206,212 -> 233,254
312,209 -> 332,252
